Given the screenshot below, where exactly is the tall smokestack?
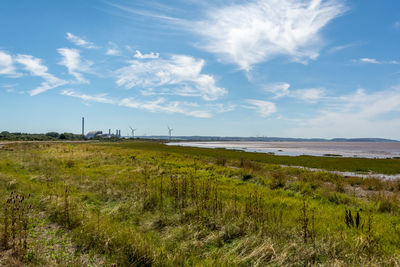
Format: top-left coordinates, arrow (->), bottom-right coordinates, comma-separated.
82,117 -> 85,136
109,129 -> 111,136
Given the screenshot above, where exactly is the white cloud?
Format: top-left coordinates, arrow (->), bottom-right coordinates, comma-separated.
208,103 -> 236,113
14,54 -> 67,96
327,42 -> 358,53
1,83 -> 17,89
290,88 -> 325,103
245,99 -> 276,117
119,98 -> 212,118
264,82 -> 291,98
116,54 -> 227,101
192,0 -> 346,70
355,58 -> 399,65
0,50 -> 19,76
108,2 -> 184,24
394,21 -> 400,29
263,82 -> 324,102
66,32 -> 96,49
106,49 -> 120,56
359,58 -> 381,64
61,89 -> 115,104
134,50 -> 159,59
290,87 -> 400,138
106,42 -> 121,56
61,89 -> 213,118
57,48 -> 92,83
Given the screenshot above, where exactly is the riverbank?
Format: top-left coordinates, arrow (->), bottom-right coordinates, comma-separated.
168,141 -> 400,159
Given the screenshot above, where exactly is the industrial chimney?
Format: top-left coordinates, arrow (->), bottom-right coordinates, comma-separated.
82,117 -> 85,136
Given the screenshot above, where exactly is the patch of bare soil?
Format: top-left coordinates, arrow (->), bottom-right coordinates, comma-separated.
344,185 -> 398,201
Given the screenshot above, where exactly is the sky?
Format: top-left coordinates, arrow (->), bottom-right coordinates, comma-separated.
0,0 -> 399,139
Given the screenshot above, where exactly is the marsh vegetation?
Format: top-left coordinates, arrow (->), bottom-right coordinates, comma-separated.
1,141 -> 400,265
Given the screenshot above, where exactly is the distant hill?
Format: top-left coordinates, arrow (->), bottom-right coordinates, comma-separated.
329,138 -> 399,142
133,136 -> 400,142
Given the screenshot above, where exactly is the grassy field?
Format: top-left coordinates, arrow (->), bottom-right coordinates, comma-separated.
1,141 -> 400,266
114,141 -> 400,174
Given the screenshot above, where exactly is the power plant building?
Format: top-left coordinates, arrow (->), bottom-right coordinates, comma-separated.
86,131 -> 103,139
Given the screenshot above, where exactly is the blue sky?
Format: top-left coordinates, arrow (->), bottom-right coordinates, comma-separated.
0,0 -> 399,138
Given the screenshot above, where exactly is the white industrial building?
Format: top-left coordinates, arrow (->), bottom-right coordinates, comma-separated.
86,131 -> 103,139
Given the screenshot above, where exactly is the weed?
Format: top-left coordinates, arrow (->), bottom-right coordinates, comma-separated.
1,192 -> 31,260
269,170 -> 286,189
216,157 -> 227,166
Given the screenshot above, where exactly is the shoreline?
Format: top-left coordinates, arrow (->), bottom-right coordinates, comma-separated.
168,141 -> 400,159
280,164 -> 400,180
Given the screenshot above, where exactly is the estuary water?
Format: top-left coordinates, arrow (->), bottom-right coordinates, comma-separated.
167,141 -> 400,159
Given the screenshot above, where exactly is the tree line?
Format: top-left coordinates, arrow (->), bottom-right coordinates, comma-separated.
0,131 -> 85,141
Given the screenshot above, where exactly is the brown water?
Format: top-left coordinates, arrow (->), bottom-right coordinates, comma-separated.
168,141 -> 400,159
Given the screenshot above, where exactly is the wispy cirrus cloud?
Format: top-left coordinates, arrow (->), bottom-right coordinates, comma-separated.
61,89 -> 115,104
57,48 -> 93,83
290,87 -> 400,138
192,0 -> 346,70
66,32 -> 96,49
61,89 -> 214,118
119,97 -> 212,118
0,50 -> 19,77
107,0 -> 346,71
327,42 -> 360,54
14,54 -> 67,96
116,54 -> 226,101
353,58 -> 399,65
264,82 -> 325,103
264,82 -> 291,99
107,2 -> 184,24
244,99 -> 276,117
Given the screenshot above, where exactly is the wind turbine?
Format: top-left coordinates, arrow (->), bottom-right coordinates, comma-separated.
129,126 -> 137,138
167,126 -> 173,140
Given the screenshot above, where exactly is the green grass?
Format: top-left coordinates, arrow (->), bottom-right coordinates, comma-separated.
109,141 -> 400,174
0,141 -> 400,266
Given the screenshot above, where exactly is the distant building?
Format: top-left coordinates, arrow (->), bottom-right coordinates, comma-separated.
102,133 -> 113,138
86,131 -> 103,139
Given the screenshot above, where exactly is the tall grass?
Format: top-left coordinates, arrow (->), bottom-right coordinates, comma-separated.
0,142 -> 400,265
